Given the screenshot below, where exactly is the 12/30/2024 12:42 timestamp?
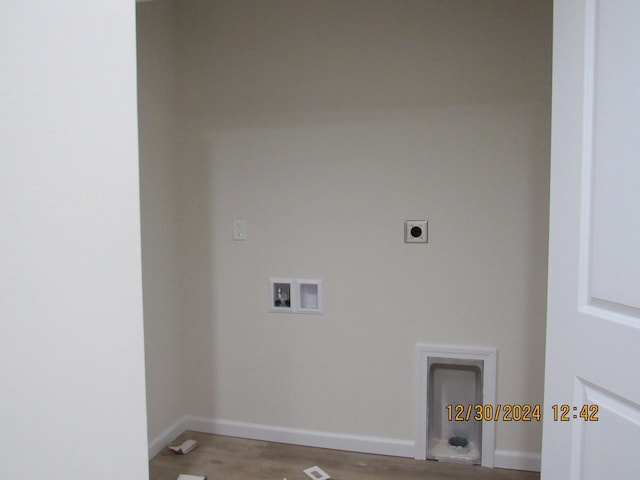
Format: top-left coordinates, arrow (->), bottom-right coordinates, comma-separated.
446,404 -> 599,422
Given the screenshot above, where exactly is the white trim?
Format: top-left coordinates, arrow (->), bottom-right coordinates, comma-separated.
414,343 -> 497,467
184,416 -> 415,458
148,415 -> 539,472
494,450 -> 541,472
148,416 -> 189,459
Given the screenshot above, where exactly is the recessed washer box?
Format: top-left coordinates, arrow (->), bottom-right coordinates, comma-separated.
269,278 -> 323,314
297,279 -> 323,314
270,278 -> 294,313
405,220 -> 428,243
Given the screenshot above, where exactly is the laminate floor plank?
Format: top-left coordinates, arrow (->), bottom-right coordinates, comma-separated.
149,431 -> 540,480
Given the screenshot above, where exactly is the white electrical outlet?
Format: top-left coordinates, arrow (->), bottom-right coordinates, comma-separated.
405,220 -> 428,243
233,218 -> 246,240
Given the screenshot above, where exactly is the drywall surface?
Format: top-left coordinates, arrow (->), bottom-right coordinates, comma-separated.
137,0 -> 185,447
175,0 -> 549,459
0,1 -> 149,478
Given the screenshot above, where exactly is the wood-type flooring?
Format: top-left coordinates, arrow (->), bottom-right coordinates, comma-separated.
149,431 -> 540,480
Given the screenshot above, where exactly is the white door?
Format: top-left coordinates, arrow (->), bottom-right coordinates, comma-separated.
542,0 -> 640,478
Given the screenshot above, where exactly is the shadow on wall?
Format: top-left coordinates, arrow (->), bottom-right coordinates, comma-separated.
177,0 -> 552,118
178,125 -> 217,417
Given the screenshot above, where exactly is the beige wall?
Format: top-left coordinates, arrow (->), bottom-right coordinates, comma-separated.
140,0 -> 551,460
137,0 -> 185,444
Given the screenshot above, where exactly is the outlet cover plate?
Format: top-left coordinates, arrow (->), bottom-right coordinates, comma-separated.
233,218 -> 246,240
405,220 -> 428,243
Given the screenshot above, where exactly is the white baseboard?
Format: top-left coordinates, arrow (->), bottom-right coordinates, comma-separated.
184,415 -> 415,458
494,449 -> 541,472
148,416 -> 189,459
148,416 -> 540,473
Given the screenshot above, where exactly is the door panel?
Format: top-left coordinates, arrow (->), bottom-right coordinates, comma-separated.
589,0 -> 640,312
575,381 -> 640,479
542,0 -> 640,478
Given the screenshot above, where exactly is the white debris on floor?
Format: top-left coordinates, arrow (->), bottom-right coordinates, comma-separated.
303,466 -> 331,480
169,439 -> 198,455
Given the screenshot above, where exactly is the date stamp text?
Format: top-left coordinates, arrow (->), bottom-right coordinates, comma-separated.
446,404 -> 599,422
